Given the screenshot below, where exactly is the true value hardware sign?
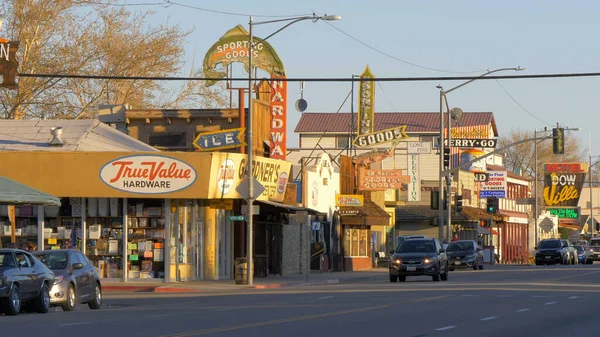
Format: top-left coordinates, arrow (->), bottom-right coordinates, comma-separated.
100,155 -> 197,194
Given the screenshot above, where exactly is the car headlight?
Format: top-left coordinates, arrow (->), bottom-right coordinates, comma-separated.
591,248 -> 595,252
423,258 -> 436,264
54,275 -> 64,285
391,258 -> 401,264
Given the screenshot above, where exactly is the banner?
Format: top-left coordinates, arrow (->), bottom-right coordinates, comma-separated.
479,171 -> 507,198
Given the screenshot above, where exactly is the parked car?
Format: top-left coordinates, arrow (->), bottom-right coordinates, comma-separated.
561,239 -> 577,264
388,238 -> 448,282
446,240 -> 484,271
32,250 -> 102,311
588,238 -> 600,262
0,249 -> 54,315
574,245 -> 593,265
534,239 -> 575,265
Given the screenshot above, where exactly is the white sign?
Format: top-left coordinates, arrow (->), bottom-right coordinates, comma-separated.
407,141 -> 431,154
100,155 -> 197,194
217,159 -> 236,195
408,155 -> 420,201
312,221 -> 321,231
479,171 -> 507,198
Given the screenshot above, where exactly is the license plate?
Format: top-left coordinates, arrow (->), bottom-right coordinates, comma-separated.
545,256 -> 551,259
406,266 -> 416,272
455,261 -> 461,265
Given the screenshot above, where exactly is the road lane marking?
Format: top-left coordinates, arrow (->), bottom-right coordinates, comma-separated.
158,294 -> 453,337
548,270 -> 600,281
318,296 -> 334,300
516,309 -> 530,312
497,295 -> 514,297
532,295 -> 549,298
435,326 -> 456,331
213,308 -> 233,312
150,314 -> 173,318
462,294 -> 478,297
58,322 -> 92,327
480,316 -> 497,321
568,296 -> 580,300
544,301 -> 557,305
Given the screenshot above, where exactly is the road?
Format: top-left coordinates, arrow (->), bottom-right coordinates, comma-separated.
1,264 -> 599,337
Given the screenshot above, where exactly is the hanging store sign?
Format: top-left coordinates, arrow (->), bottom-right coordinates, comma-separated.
407,141 -> 431,154
209,199 -> 233,210
193,128 -> 246,151
100,155 -> 197,194
357,65 -> 375,136
547,207 -> 580,219
335,194 -> 364,207
543,162 -> 588,207
479,170 -> 507,198
448,138 -> 497,148
0,39 -> 19,89
353,125 -> 409,148
407,155 -> 421,201
358,168 -> 410,191
269,77 -> 287,160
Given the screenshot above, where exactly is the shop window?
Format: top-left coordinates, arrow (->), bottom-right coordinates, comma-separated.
86,197 -> 124,279
343,225 -> 369,257
149,132 -> 187,149
336,136 -> 349,149
0,204 -> 40,250
126,199 -> 165,279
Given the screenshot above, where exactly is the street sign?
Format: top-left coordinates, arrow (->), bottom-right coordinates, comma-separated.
228,215 -> 246,221
352,125 -> 408,147
448,138 -> 497,148
241,205 -> 260,215
516,198 -> 536,205
236,177 -> 265,199
193,127 -> 246,151
474,172 -> 489,182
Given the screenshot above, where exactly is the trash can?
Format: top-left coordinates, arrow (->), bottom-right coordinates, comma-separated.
234,258 -> 247,285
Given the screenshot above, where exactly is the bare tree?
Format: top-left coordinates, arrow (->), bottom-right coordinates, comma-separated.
499,128 -> 585,188
0,0 -> 226,120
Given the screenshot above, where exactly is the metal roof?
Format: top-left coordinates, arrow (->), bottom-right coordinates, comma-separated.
0,176 -> 61,206
294,112 -> 497,136
0,120 -> 158,152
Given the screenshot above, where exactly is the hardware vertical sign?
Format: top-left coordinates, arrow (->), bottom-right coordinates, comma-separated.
358,65 -> 375,136
270,76 -> 287,160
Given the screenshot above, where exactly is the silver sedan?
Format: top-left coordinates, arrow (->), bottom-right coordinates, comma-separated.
32,249 -> 102,311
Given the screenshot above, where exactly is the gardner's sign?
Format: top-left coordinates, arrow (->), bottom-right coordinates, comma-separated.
100,155 -> 197,194
353,125 -> 408,147
543,162 -> 587,207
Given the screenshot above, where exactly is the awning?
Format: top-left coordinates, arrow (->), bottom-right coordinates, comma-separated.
255,200 -> 322,215
0,176 -> 61,206
338,199 -> 390,226
477,226 -> 498,235
461,206 -> 503,222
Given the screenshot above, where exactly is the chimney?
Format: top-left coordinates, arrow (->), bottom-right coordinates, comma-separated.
49,127 -> 65,146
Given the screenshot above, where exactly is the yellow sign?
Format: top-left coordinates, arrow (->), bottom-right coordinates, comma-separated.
358,65 -> 375,136
209,199 -> 233,210
48,238 -> 57,245
193,128 -> 246,151
335,194 -> 364,207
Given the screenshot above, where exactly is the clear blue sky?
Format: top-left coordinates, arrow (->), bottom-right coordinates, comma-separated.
126,0 -> 599,154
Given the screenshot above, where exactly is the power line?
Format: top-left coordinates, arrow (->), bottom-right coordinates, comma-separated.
323,21 -> 487,74
165,1 -> 312,18
494,79 -> 554,127
17,71 -> 600,82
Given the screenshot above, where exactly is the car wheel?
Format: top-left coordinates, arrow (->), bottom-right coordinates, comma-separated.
62,284 -> 76,312
34,283 -> 50,314
478,262 -> 484,270
441,264 -> 448,281
398,276 -> 406,282
88,283 -> 102,310
472,263 -> 478,270
3,284 -> 21,315
432,265 -> 441,282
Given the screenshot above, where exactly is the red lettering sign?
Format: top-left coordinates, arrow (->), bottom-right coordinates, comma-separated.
270,76 -> 287,160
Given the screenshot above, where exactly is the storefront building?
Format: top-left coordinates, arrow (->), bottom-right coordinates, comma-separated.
0,120 -> 295,282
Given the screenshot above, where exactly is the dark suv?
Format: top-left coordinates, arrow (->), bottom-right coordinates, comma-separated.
446,240 -> 484,271
388,238 -> 448,282
535,239 -> 576,265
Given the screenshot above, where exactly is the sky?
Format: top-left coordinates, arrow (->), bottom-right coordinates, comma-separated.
121,0 -> 600,155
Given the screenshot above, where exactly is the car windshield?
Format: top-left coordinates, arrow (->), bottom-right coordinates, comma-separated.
447,242 -> 474,252
590,240 -> 600,247
35,252 -> 68,270
538,240 -> 561,249
0,252 -> 16,268
397,240 -> 435,253
575,246 -> 584,252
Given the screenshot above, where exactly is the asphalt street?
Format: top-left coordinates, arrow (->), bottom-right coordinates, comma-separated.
1,264 -> 599,337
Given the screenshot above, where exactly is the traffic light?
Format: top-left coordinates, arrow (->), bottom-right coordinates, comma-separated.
486,196 -> 499,214
456,194 -> 463,213
553,127 -> 564,154
443,147 -> 450,168
431,190 -> 439,210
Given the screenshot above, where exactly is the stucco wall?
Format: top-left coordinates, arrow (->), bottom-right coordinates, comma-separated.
282,215 -> 310,276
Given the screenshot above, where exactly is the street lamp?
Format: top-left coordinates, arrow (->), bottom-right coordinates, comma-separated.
437,67 -> 526,243
588,134 -> 600,238
533,126 -> 582,245
246,13 -> 341,286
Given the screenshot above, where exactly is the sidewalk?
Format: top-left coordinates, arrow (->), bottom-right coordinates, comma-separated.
102,268 -> 388,293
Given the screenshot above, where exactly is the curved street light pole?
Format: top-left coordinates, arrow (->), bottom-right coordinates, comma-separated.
438,67 -> 526,245
246,13 -> 341,286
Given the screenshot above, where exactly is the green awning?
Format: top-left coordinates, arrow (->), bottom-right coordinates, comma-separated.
0,176 -> 61,206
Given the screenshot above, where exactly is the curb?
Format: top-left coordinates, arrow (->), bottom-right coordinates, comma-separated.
154,286 -> 200,293
250,278 -> 340,289
103,285 -> 157,292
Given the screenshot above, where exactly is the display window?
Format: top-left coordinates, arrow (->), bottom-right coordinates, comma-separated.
126,198 -> 165,279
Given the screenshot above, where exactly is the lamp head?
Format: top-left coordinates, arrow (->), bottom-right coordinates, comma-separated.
516,66 -> 527,71
322,15 -> 342,21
